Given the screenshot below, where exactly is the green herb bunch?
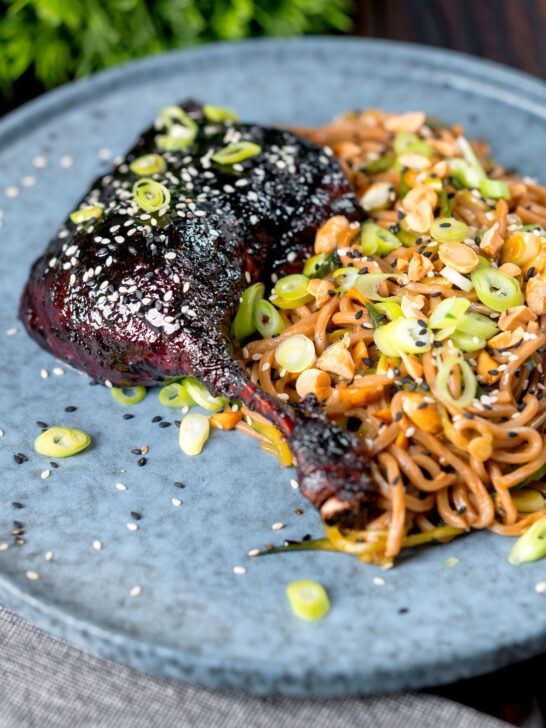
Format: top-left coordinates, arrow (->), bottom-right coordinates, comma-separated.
0,0 -> 353,92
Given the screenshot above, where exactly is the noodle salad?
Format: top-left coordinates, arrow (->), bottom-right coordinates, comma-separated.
222,109 -> 546,568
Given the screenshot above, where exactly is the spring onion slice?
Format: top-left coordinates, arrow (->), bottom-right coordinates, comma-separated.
429,297 -> 471,329
179,413 -> 210,456
332,267 -> 359,292
361,222 -> 400,256
470,268 -> 524,312
184,378 -> 226,412
449,331 -> 486,352
34,427 -> 91,458
508,516 -> 546,566
203,104 -> 239,123
253,538 -> 337,556
273,274 -> 309,301
111,385 -> 147,405
274,334 -> 315,373
130,154 -> 166,176
456,312 -> 499,339
449,158 -> 483,189
286,580 -> 331,621
231,282 -> 264,341
457,136 -> 486,178
354,273 -> 403,301
253,299 -> 285,338
375,301 -> 403,321
394,131 -> 420,156
430,217 -> 469,244
132,178 -> 171,212
440,266 -> 474,292
302,253 -> 331,278
374,318 -> 432,356
439,185 -> 452,218
69,205 -> 103,224
479,178 -> 510,199
158,381 -> 194,408
270,293 -> 313,309
435,356 -> 477,408
211,141 -> 261,165
156,106 -> 198,150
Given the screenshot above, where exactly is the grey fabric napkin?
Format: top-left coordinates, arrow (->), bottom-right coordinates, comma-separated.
0,605 -> 509,728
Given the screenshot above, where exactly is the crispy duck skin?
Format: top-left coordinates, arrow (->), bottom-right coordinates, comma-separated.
19,101 -> 377,523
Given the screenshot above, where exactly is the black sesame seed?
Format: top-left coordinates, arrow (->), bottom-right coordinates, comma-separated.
355,310 -> 363,320
398,608 -> 409,614
487,369 -> 499,376
439,222 -> 451,228
137,457 -> 147,467
430,292 -> 442,298
64,406 -> 77,412
327,289 -> 336,297
363,358 -> 373,366
302,534 -> 312,542
463,413 -> 474,419
13,455 -> 23,464
508,431 -> 518,438
158,421 -> 171,428
123,414 -> 134,420
13,521 -> 23,529
131,511 -> 142,520
173,482 -> 185,488
394,412 -> 403,422
17,453 -> 28,462
174,420 -> 181,427
527,267 -> 536,277
12,502 -> 24,509
131,448 -> 141,455
457,505 -> 467,515
418,402 -> 427,409
36,421 -> 48,428
392,476 -> 400,484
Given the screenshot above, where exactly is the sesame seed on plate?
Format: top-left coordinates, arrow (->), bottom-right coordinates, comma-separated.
93,540 -> 103,551
373,577 -> 386,586
272,522 -> 284,531
21,176 -> 36,187
6,327 -> 17,335
41,469 -> 50,479
26,570 -> 40,581
99,148 -> 112,160
44,551 -> 53,561
290,479 -> 299,489
126,523 -> 139,532
0,430 -> 3,438
0,544 -> 9,552
115,482 -> 127,491
535,581 -> 546,594
33,156 -> 47,168
233,566 -> 247,575
52,367 -> 64,376
60,155 -> 73,168
5,186 -> 19,198
171,498 -> 182,507
247,549 -> 260,557
130,585 -> 142,597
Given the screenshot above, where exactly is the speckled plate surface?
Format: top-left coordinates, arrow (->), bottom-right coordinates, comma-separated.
0,38 -> 545,697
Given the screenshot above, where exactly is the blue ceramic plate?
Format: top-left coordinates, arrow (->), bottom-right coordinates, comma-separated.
0,38 -> 545,696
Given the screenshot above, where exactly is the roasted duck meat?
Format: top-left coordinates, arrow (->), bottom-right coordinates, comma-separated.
19,101 -> 377,524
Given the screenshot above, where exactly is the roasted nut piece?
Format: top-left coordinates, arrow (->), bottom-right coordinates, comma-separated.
401,392 -> 442,434
384,111 -> 426,133
307,278 -> 335,309
477,350 -> 502,384
314,216 -> 355,254
408,252 -> 434,281
526,274 -> 546,315
295,369 -> 333,402
405,200 -> 434,233
316,341 -> 355,379
402,185 -> 438,213
498,305 -> 537,332
438,242 -> 479,274
479,227 -> 504,258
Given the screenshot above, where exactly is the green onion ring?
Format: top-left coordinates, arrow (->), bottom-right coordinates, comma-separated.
274,334 -> 316,373
34,427 -> 91,458
435,355 -> 477,409
111,385 -> 147,405
130,154 -> 166,176
132,178 -> 171,213
231,282 -> 265,341
253,299 -> 285,338
158,382 -> 195,408
470,268 -> 524,312
69,205 -> 103,224
211,141 -> 261,165
508,516 -> 546,566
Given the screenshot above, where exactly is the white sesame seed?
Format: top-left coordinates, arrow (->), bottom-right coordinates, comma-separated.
26,570 -> 40,581
164,290 -> 173,302
233,566 -> 247,575
278,393 -> 289,401
4,186 -> 19,198
40,369 -> 49,379
535,581 -> 546,594
52,367 -> 64,376
6,327 -> 17,335
130,585 -> 142,597
247,549 -> 260,557
290,479 -> 299,489
127,523 -> 139,532
60,155 -> 73,168
272,522 -> 285,531
171,498 -> 182,507
373,577 -> 386,586
115,481 -> 127,491
245,271 -> 251,283
0,544 -> 9,552
405,427 -> 415,438
33,156 -> 47,168
44,551 -> 53,561
0,430 -> 3,438
99,148 -> 112,160
41,469 -> 50,480
21,176 -> 36,187
93,540 -> 103,551
165,251 -> 176,260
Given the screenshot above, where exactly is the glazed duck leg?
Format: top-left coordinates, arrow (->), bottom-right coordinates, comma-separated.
19,102 -> 377,523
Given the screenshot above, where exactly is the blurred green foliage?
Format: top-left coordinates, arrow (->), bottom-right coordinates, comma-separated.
0,0 -> 353,91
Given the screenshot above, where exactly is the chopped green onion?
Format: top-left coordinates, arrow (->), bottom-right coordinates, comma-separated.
449,331 -> 486,352
457,136 -> 486,178
203,104 -> 239,123
34,427 -> 91,458
470,268 -> 524,312
430,217 -> 469,244
374,318 -> 432,356
270,293 -> 313,309
211,141 -> 261,165
434,325 -> 457,342
274,334 -> 315,373
273,274 -> 310,301
184,378 -> 226,412
302,253 -> 332,278
332,267 -> 359,292
253,299 -> 285,338
449,158 -> 483,189
158,381 -> 195,408
440,266 -> 474,292
365,301 -> 382,329
439,185 -> 452,218
521,223 -> 546,234
361,156 -> 395,174
456,311 -> 499,339
132,178 -> 171,213
477,255 -> 491,268
286,580 -> 330,621
253,538 -> 337,556
429,298 -> 471,329
69,205 -> 103,224
435,355 -> 477,408
479,178 -> 510,199
361,222 -> 400,256
179,412 -> 210,456
130,154 -> 166,176
231,282 -> 264,341
354,273 -> 403,301
508,516 -> 546,566
111,385 -> 147,405
375,301 -> 403,321
156,106 -> 198,150
394,131 -> 420,156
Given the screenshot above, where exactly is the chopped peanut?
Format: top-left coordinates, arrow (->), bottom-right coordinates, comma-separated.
429,138 -> 460,157
397,152 -> 431,171
405,200 -> 434,233
401,392 -> 442,434
384,112 -> 425,133
307,278 -> 335,308
359,182 -> 394,211
395,258 -> 410,273
351,339 -> 369,367
487,327 -> 525,350
408,253 -> 434,281
314,216 -> 353,254
468,435 -> 493,462
338,384 -> 383,406
498,262 -> 522,277
316,341 -> 355,380
400,352 -> 424,380
295,368 -> 333,402
431,160 -> 450,178
526,274 -> 546,315
210,411 -> 243,430
498,305 -> 536,332
395,432 -> 409,448
401,293 -> 426,319
479,226 -> 504,258
477,350 -> 502,384
437,242 -> 479,274
401,185 -> 438,213
372,407 -> 393,424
